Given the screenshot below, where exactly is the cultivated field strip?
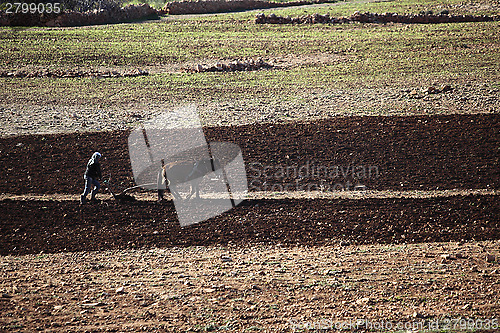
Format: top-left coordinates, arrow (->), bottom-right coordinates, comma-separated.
1,194 -> 499,255
0,113 -> 499,195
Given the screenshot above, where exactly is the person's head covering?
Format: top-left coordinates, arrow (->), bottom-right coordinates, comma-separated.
91,152 -> 101,162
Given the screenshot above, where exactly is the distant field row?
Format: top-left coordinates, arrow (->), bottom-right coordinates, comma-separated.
126,0 -> 500,15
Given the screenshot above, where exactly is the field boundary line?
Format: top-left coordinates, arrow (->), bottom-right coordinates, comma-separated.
1,189 -> 498,201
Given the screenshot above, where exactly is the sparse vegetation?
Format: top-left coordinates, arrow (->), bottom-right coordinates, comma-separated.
61,0 -> 125,11
0,6 -> 499,107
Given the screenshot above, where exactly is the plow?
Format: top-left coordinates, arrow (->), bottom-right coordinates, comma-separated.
103,175 -> 156,202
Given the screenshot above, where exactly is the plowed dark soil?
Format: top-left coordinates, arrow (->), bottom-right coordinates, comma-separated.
1,113 -> 499,256
0,113 -> 499,195
1,195 -> 499,256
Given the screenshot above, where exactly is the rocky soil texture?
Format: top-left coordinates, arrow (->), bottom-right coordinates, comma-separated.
0,69 -> 149,79
1,242 -> 499,332
1,81 -> 498,137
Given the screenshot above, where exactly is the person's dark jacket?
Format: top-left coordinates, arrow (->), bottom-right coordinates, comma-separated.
85,153 -> 102,179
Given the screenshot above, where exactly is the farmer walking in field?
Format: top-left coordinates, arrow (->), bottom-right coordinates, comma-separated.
80,152 -> 102,204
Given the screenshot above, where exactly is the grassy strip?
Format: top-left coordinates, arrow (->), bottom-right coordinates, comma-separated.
2,21 -> 498,68
0,0 -> 499,106
2,0 -> 498,67
225,0 -> 500,20
123,0 -> 316,8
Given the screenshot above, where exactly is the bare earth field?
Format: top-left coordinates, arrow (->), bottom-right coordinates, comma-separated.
1,80 -> 499,137
1,241 -> 499,332
1,1 -> 500,330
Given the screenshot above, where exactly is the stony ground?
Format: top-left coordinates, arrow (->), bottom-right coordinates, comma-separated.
1,241 -> 499,332
1,77 -> 498,137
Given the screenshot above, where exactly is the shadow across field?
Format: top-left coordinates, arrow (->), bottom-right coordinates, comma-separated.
1,195 -> 499,255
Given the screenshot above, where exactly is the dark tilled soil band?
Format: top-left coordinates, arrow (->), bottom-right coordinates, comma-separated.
1,113 -> 499,195
1,194 -> 498,255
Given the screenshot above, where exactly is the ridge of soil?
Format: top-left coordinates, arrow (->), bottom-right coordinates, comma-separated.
0,112 -> 499,331
1,188 -> 499,202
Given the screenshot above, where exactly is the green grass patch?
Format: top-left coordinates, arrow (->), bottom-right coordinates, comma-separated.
124,0 -> 167,9
123,0 -> 327,7
227,0 -> 500,19
1,0 -> 499,106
